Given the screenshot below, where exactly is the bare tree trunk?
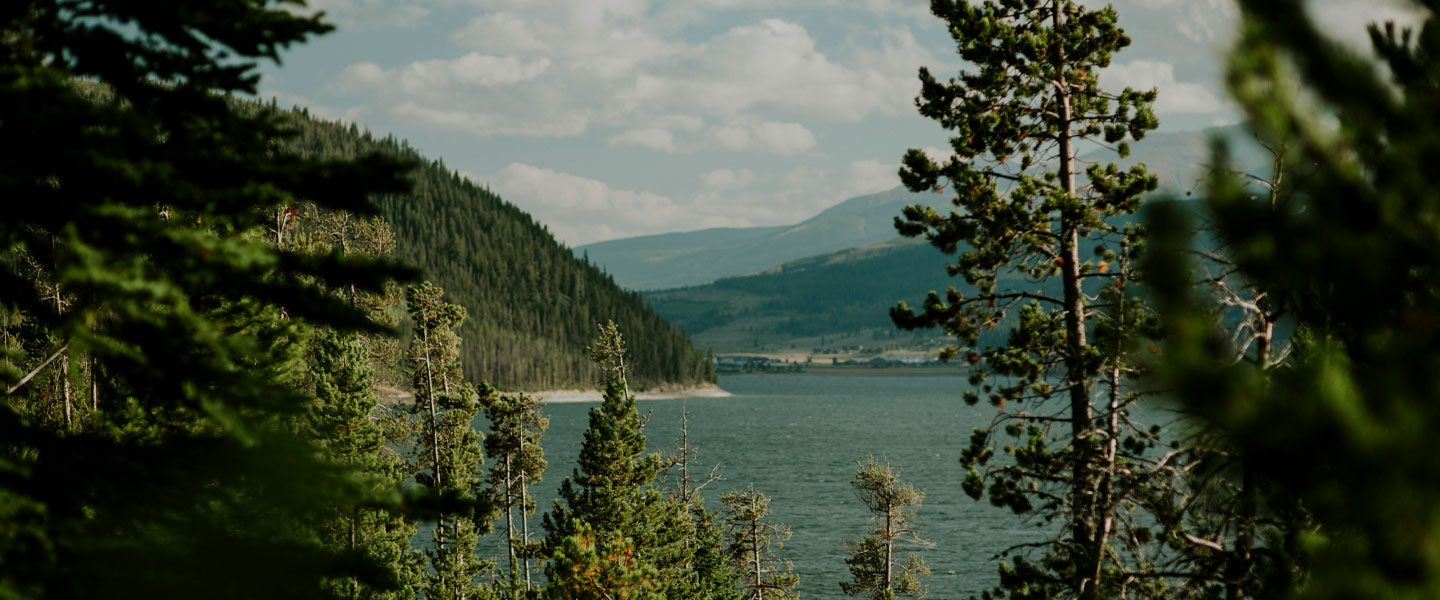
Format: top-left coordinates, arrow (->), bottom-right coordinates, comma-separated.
1227,321 -> 1270,599
1091,248 -> 1129,593
53,285 -> 72,428
520,431 -> 532,591
421,324 -> 447,582
752,495 -> 764,600
883,511 -> 894,594
1053,6 -> 1098,597
681,404 -> 692,504
505,452 -> 516,583
60,353 -> 72,427
89,355 -> 97,414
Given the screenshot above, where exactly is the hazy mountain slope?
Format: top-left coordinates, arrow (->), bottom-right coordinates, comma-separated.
577,187 -> 945,291
278,105 -> 715,390
583,125 -> 1259,292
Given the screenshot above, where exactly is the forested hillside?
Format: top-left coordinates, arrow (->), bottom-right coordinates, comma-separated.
277,107 -> 714,390
644,238 -> 985,353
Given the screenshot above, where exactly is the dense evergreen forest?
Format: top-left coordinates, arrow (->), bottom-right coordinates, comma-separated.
277,109 -> 714,390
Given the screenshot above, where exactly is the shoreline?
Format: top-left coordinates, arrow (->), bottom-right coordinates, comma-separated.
530,382 -> 732,404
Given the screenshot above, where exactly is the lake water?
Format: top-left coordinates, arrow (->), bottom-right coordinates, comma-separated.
494,374 -> 1046,599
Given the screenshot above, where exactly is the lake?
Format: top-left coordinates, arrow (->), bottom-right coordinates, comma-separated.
493,374 -> 1046,599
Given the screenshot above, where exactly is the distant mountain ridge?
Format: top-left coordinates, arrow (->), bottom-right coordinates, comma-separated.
581,125 -> 1259,292
578,187 -> 946,291
641,237 -> 958,353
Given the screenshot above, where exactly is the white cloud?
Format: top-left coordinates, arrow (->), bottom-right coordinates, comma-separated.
339,53 -> 550,92
336,54 -> 574,135
650,114 -> 705,131
608,128 -> 677,152
618,19 -> 917,122
915,145 -> 950,165
709,120 -> 817,155
300,0 -> 429,30
1306,0 -> 1425,52
1104,59 -> 1227,114
783,166 -> 828,189
1115,0 -> 1237,43
712,124 -> 752,150
482,163 -> 750,245
752,122 -> 817,155
1111,0 -> 1421,49
846,159 -> 902,198
336,9 -> 931,139
699,168 -> 756,189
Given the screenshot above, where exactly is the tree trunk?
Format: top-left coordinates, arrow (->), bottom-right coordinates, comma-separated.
55,286 -> 71,428
505,451 -> 516,583
752,495 -> 764,600
1053,6 -> 1098,598
883,511 -> 894,594
520,431 -> 532,590
89,355 -> 97,414
421,324 -> 447,579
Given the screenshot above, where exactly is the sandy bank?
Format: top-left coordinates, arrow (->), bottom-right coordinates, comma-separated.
375,383 -> 731,406
532,383 -> 732,404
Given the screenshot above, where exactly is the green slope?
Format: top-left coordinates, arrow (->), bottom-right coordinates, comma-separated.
277,105 -> 714,390
641,238 -> 964,353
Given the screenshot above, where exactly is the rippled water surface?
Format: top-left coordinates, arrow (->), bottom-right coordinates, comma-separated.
493,373 -> 1052,599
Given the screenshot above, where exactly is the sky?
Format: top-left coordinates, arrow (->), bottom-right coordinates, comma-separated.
257,0 -> 1422,247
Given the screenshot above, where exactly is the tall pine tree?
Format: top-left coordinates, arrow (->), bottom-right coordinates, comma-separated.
482,391 -> 549,595
721,485 -> 799,600
0,1 -> 419,597
406,282 -> 494,600
892,0 -> 1168,596
839,456 -> 929,600
541,322 -> 723,598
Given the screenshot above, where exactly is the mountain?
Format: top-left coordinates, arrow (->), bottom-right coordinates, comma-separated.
642,202 -> 1212,356
278,105 -> 714,391
582,125 -> 1261,292
577,187 -> 946,291
642,237 -> 976,354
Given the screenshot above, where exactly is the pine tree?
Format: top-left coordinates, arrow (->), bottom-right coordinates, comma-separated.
721,486 -> 799,600
669,405 -> 744,600
542,322 -> 664,543
0,1 -> 419,597
892,0 -> 1167,596
1146,1 -> 1440,597
840,456 -> 929,600
540,322 -> 703,597
482,391 -> 549,594
406,282 -> 494,600
542,521 -> 662,600
308,330 -> 425,600
689,498 -> 747,600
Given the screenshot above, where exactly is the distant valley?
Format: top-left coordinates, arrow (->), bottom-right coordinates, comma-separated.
581,124 -> 1261,294
623,125 -> 1265,360
577,187 -> 946,291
